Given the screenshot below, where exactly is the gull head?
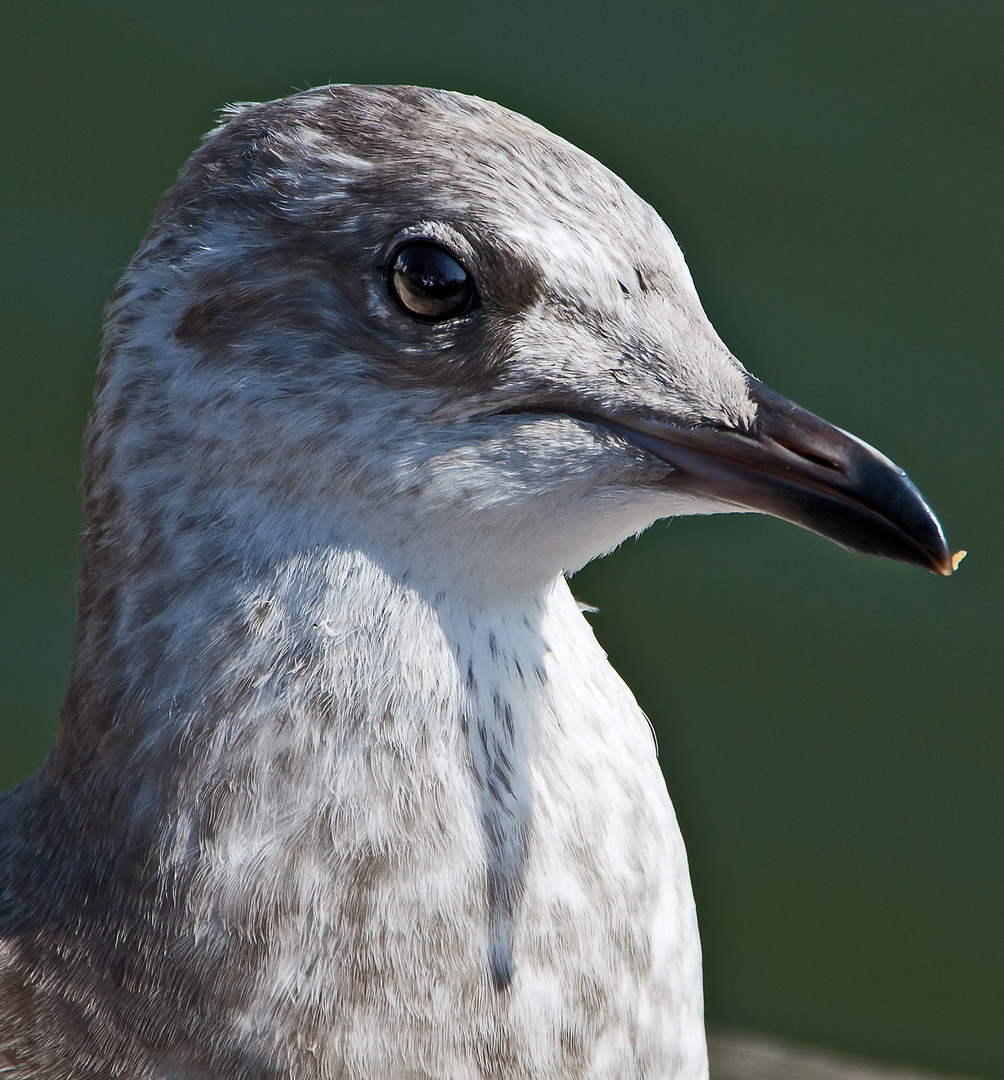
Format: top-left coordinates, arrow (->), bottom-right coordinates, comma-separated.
92,84 -> 952,600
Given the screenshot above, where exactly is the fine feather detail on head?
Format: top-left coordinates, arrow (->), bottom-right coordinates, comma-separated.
78,85 -> 756,632
2,83 -> 949,1079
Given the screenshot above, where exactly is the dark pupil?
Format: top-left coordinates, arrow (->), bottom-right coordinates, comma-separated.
391,242 -> 472,320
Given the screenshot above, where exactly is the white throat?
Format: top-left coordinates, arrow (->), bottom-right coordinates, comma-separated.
77,537 -> 706,1077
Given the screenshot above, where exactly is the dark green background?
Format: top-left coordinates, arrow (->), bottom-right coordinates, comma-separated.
2,2 -> 1000,1075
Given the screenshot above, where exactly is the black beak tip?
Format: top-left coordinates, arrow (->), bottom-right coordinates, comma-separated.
852,457 -> 956,577
744,379 -> 960,579
927,523 -> 957,577
912,515 -> 955,577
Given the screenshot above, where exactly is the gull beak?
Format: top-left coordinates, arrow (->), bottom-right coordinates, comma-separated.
603,378 -> 955,575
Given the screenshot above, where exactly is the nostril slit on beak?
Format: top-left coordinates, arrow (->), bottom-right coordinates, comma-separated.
773,436 -> 845,472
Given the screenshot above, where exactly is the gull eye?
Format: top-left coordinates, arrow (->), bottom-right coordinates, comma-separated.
388,241 -> 475,321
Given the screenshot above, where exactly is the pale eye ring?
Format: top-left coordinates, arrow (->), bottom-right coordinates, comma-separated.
387,241 -> 476,322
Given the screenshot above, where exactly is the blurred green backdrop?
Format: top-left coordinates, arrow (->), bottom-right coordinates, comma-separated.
1,1 -> 1000,1075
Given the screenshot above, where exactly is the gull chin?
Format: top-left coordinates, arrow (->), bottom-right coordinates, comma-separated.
0,85 -> 955,1080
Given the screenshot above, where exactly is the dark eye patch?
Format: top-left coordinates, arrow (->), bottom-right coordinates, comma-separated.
388,241 -> 476,321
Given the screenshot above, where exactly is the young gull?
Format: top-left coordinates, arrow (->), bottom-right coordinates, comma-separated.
0,85 -> 954,1079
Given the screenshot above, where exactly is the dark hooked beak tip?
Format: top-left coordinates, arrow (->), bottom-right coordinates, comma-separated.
603,378 -> 958,575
